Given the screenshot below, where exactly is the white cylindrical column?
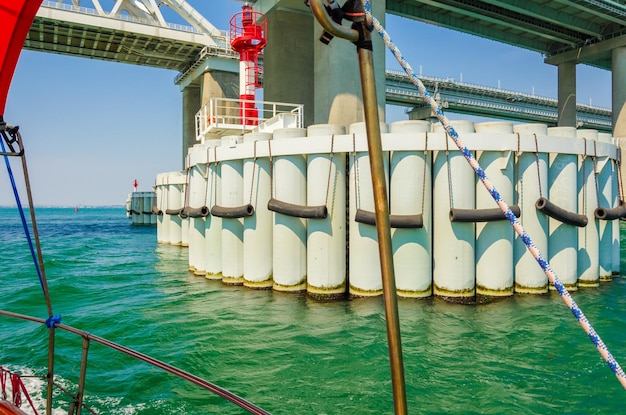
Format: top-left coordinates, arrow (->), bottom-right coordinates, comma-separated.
474,122 -> 515,300
272,128 -> 308,292
306,124 -> 347,299
180,154 -> 191,247
348,122 -> 389,297
205,139 -> 223,280
546,126 -> 579,290
597,132 -> 614,281
512,124 -> 549,293
180,180 -> 190,247
577,129 -> 599,287
432,121 -> 475,302
188,144 -> 209,275
130,193 -> 143,225
220,136 -> 245,285
243,132 -> 273,289
155,174 -> 169,244
167,171 -> 185,246
389,120 -> 432,298
144,192 -> 156,225
612,137 -> 621,275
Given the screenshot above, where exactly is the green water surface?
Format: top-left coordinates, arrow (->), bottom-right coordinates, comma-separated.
0,207 -> 624,414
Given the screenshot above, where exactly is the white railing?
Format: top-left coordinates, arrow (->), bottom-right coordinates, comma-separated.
195,97 -> 304,140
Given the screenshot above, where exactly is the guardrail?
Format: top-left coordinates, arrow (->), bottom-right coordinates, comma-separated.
0,309 -> 270,415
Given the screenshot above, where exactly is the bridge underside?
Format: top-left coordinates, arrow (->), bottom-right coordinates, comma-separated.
387,0 -> 626,70
25,6 -> 206,70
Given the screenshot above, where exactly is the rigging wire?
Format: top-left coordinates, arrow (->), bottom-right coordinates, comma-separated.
0,136 -> 44,297
360,0 -> 626,389
0,123 -> 57,415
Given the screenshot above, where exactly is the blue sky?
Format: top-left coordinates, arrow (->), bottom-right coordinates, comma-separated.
1,0 -> 613,206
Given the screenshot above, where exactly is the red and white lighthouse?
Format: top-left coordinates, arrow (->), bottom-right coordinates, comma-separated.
229,3 -> 267,126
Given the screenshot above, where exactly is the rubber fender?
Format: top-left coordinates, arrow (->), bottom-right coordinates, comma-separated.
165,208 -> 183,216
210,204 -> 255,218
449,206 -> 521,223
594,201 -> 626,220
267,198 -> 327,219
354,208 -> 424,228
535,197 -> 587,227
183,206 -> 210,218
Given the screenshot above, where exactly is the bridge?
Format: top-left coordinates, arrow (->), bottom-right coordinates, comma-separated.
24,0 -> 617,134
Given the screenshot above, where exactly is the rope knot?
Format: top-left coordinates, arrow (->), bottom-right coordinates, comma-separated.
45,315 -> 62,328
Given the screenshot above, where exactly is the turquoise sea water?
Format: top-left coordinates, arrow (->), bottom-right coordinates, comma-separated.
0,207 -> 625,414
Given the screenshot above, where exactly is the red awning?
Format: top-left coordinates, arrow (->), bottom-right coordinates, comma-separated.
0,0 -> 43,116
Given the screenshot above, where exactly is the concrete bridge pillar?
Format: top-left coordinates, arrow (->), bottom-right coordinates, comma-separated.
557,62 -> 577,128
613,47 -> 626,186
262,0 -> 386,127
182,82 -> 201,166
262,7 -> 315,127
181,70 -> 238,166
313,0 -> 386,125
613,47 -> 626,136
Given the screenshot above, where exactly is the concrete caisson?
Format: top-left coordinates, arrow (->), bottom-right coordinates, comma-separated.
597,132 -> 615,281
187,143 -> 210,275
219,135 -> 245,285
306,124 -> 347,300
432,121 -> 476,303
577,129 -> 600,287
204,139 -> 223,280
243,132 -> 273,289
546,126 -> 579,290
389,120 -> 432,298
512,123 -> 549,293
474,121 -> 515,300
348,122 -> 389,297
271,128 -> 308,292
154,120 -> 620,302
166,171 -> 185,246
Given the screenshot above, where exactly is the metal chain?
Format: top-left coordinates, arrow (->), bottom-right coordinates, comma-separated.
616,142 -> 625,202
421,133 -> 428,215
248,141 -> 258,207
325,135 -> 335,207
582,137 -> 588,217
352,134 -> 361,210
204,146 -> 211,206
213,146 -> 219,207
592,140 -> 600,209
268,140 -> 274,198
445,133 -> 453,209
183,166 -> 191,208
514,133 -> 521,206
533,134 -> 542,199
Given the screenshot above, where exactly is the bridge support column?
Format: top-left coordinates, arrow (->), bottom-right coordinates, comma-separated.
182,82 -> 201,166
263,7 -> 315,127
313,0 -> 386,125
613,47 -> 626,136
613,47 -> 626,186
557,62 -> 577,127
181,71 -> 238,166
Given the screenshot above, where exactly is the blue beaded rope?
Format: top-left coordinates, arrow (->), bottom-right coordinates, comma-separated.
361,0 -> 626,388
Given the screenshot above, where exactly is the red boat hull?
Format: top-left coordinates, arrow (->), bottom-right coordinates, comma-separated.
0,401 -> 29,415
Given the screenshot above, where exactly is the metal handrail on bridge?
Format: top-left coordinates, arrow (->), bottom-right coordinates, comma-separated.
40,0 -> 230,36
